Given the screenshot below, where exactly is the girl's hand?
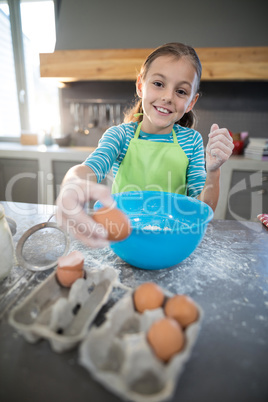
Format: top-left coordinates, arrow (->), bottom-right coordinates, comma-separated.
56,179 -> 114,248
206,124 -> 234,171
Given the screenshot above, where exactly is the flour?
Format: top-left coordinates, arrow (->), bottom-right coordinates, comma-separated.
142,225 -> 172,231
71,222 -> 268,296
69,221 -> 268,344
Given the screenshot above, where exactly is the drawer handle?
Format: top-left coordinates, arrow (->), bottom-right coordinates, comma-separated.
257,189 -> 266,195
263,176 -> 268,182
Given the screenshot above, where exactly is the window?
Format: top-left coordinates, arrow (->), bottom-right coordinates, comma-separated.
0,0 -> 59,139
0,1 -> 20,136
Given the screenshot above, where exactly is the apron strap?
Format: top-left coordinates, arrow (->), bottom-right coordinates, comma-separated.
172,129 -> 178,144
134,122 -> 178,144
134,122 -> 142,139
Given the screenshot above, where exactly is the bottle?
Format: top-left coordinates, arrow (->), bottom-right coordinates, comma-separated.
0,205 -> 15,280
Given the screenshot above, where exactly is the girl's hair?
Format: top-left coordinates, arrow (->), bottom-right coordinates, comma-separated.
124,42 -> 202,128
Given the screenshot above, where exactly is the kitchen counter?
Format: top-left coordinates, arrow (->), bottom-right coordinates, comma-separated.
0,201 -> 267,402
0,141 -> 94,158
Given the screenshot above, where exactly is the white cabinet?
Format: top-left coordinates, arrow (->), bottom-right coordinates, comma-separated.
0,144 -> 93,204
0,158 -> 38,203
214,157 -> 268,221
0,144 -> 112,205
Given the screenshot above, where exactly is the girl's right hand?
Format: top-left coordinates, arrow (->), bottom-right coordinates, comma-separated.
56,178 -> 115,248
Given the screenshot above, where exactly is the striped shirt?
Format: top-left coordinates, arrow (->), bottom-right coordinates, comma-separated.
83,122 -> 207,198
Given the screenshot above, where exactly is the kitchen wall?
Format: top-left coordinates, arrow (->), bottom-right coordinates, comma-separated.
56,0 -> 268,146
60,80 -> 268,147
55,0 -> 268,49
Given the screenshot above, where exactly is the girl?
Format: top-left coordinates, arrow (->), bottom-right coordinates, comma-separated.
56,42 -> 234,247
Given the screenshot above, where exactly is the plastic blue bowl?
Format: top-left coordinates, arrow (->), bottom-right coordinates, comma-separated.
95,191 -> 213,270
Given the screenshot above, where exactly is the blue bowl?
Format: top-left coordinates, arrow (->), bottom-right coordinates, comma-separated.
95,191 -> 213,270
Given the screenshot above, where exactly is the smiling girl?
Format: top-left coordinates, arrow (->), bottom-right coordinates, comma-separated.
56,42 -> 234,247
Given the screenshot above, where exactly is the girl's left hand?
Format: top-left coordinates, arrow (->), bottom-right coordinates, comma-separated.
206,124 -> 234,171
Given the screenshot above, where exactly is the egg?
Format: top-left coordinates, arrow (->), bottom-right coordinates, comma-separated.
133,282 -> 165,313
56,250 -> 85,288
92,206 -> 131,241
147,317 -> 184,362
164,294 -> 199,328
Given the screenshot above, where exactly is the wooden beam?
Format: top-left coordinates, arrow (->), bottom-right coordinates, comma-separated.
198,47 -> 268,80
40,47 -> 268,82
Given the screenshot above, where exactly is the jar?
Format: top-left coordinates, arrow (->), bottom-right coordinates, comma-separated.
0,205 -> 15,280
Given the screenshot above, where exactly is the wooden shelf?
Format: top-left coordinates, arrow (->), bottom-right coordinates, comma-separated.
39,47 -> 268,82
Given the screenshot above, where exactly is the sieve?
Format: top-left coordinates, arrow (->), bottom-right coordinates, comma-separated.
16,215 -> 70,272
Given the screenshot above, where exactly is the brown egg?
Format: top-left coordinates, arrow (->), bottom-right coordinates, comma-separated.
133,282 -> 165,313
147,317 -> 184,362
92,206 -> 131,241
56,250 -> 85,288
164,294 -> 199,328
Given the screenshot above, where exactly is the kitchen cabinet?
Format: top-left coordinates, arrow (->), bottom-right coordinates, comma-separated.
214,157 -> 268,220
0,144 -> 112,205
52,160 -> 82,200
0,143 -> 94,204
52,160 -> 112,201
0,158 -> 38,203
225,169 -> 268,220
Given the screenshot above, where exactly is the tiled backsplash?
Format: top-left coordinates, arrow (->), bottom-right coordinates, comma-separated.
59,81 -> 268,147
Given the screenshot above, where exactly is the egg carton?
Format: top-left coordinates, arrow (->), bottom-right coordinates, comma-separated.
8,266 -> 118,353
79,290 -> 203,402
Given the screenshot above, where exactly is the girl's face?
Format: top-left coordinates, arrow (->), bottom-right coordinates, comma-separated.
136,55 -> 199,134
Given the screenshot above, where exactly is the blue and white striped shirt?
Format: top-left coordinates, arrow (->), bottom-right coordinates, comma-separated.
83,122 -> 206,198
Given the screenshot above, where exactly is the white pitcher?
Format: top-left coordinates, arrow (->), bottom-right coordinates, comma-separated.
0,205 -> 15,280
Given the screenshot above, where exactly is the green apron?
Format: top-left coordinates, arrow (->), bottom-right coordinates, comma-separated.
111,122 -> 189,194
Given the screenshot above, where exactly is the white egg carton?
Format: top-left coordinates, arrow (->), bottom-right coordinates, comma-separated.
79,289 -> 203,402
8,266 -> 118,353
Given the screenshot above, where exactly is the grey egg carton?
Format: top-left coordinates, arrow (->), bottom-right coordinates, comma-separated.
8,266 -> 118,353
79,289 -> 203,402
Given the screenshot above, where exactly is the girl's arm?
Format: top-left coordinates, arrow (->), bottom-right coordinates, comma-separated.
197,124 -> 234,211
56,125 -> 126,247
56,164 -> 114,248
197,168 -> 220,211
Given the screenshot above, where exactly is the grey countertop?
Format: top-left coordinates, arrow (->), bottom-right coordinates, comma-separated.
0,202 -> 268,402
